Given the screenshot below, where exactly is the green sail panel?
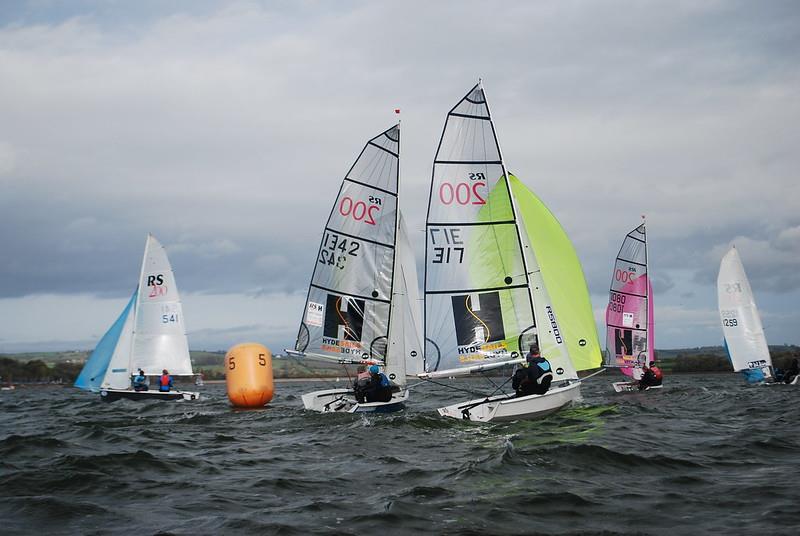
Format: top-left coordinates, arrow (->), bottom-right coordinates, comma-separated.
510,175 -> 602,372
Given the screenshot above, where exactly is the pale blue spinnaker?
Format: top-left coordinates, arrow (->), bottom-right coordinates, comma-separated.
74,290 -> 137,392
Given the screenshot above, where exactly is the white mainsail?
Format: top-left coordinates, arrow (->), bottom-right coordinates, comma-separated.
717,246 -> 772,374
293,123 -> 423,382
129,234 -> 193,376
422,82 -> 576,381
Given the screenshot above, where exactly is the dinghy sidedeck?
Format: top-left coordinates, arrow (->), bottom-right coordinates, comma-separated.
100,388 -> 199,402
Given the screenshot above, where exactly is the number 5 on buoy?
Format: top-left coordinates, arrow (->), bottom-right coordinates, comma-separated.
225,343 -> 274,408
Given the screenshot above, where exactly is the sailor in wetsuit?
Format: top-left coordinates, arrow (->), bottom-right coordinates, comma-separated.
353,365 -> 372,403
512,344 -> 553,397
783,358 -> 800,384
638,361 -> 663,390
159,369 -> 173,392
132,369 -> 148,391
363,364 -> 393,403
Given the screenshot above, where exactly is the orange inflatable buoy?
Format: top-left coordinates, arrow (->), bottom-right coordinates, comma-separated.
225,343 -> 274,408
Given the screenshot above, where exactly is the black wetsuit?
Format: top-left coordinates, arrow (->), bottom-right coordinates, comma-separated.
364,373 -> 393,403
512,357 -> 553,397
784,360 -> 799,384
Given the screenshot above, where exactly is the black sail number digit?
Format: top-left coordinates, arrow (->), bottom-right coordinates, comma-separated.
318,232 -> 360,270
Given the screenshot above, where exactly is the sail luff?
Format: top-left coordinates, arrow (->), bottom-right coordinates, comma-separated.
383,124 -> 403,382
127,234 -> 151,374
644,222 -> 655,365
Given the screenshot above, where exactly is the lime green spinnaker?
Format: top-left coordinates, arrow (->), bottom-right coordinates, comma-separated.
510,175 -> 602,372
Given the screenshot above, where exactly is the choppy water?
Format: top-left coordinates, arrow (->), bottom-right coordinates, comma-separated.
1,373 -> 798,535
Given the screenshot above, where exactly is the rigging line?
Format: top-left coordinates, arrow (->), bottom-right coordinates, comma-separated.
285,353 -> 344,391
479,371 -> 514,398
420,377 -> 492,397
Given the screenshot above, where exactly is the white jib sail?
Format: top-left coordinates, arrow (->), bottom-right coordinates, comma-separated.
717,246 -> 771,372
129,234 -> 193,376
101,304 -> 137,389
386,212 -> 424,383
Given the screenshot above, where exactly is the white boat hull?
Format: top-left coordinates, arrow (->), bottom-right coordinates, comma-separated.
301,387 -> 409,413
613,381 -> 663,393
100,388 -> 200,402
438,382 -> 581,423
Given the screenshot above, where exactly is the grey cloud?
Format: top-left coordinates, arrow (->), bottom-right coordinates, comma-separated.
1,1 -> 800,349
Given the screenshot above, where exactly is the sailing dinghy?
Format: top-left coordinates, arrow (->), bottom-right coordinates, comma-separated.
717,246 -> 774,384
419,82 -> 602,422
75,234 -> 199,401
603,221 -> 661,393
288,124 -> 424,413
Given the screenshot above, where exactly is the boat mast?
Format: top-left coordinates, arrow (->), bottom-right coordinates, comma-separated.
384,120 -> 401,371
480,79 -> 540,353
642,214 -> 651,366
126,233 -> 150,376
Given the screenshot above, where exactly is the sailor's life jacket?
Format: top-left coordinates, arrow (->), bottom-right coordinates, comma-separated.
651,366 -> 663,383
159,374 -> 172,392
353,371 -> 373,403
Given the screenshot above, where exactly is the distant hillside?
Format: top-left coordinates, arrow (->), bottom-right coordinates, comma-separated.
3,345 -> 798,382
0,350 -> 344,382
655,345 -> 800,360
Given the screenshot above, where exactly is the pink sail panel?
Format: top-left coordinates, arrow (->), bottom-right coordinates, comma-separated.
604,224 -> 653,377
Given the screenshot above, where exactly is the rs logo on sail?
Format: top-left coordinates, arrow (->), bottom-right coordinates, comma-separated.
545,306 -> 563,344
147,274 -> 167,298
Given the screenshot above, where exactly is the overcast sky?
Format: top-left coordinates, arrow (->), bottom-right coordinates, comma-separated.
1,1 -> 798,353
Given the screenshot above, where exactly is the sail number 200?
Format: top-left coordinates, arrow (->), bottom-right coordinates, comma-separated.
339,196 -> 381,225
439,173 -> 487,205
